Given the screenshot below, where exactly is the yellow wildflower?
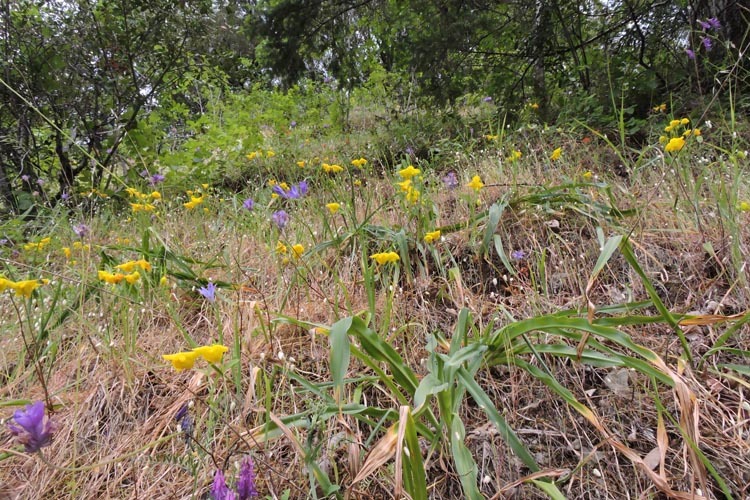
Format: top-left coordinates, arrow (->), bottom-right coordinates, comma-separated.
297,160 -> 306,168
351,158 -> 367,168
424,230 -> 441,244
192,344 -> 229,363
652,103 -> 667,113
659,136 -> 668,144
10,279 -> 50,298
98,270 -> 125,284
680,118 -> 689,125
398,165 -> 421,179
582,171 -> 593,181
738,201 -> 750,212
467,175 -> 485,192
322,163 -> 344,173
693,129 -> 701,136
508,150 -> 522,162
62,247 -> 72,259
325,202 -> 341,214
23,237 -> 52,252
405,187 -> 420,204
550,147 -> 562,161
160,275 -> 169,287
353,179 -> 362,187
485,134 -> 499,141
665,137 -> 685,153
246,151 -> 260,160
116,259 -> 151,273
162,351 -> 200,372
397,179 -> 412,192
530,103 -> 539,110
183,194 -> 205,209
276,241 -> 288,254
370,251 -> 400,265
291,244 -> 304,259
131,202 -> 156,212
150,191 -> 161,200
669,119 -> 681,128
0,277 -> 13,292
124,271 -> 140,284
266,150 -> 275,158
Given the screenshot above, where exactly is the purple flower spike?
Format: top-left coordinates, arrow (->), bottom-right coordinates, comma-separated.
243,198 -> 255,211
698,19 -> 711,30
211,470 -> 231,500
198,282 -> 217,302
73,223 -> 90,238
686,48 -> 696,59
149,173 -> 166,185
707,17 -> 721,29
702,37 -> 712,50
483,96 -> 493,102
21,175 -> 30,182
272,210 -> 289,230
443,172 -> 459,190
511,250 -> 527,260
237,457 -> 259,499
271,185 -> 286,197
297,180 -> 308,197
7,401 -> 57,453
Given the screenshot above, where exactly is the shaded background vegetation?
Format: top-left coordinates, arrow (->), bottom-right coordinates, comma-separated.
1,0 -> 748,214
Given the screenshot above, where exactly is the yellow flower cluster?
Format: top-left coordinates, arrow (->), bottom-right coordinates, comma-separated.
98,270 -> 140,285
370,251 -> 400,265
115,259 -> 152,273
325,202 -> 341,214
24,237 -> 52,252
424,230 -> 441,244
126,188 -> 161,213
0,277 -> 50,298
397,166 -> 421,204
652,103 -> 667,113
507,150 -> 522,162
62,241 -> 90,261
485,134 -> 499,141
322,163 -> 344,173
351,157 -> 367,168
184,192 -> 205,210
163,344 -> 229,371
246,150 -> 275,160
550,147 -> 562,161
276,241 -> 305,263
660,117 -> 700,153
467,175 -> 484,192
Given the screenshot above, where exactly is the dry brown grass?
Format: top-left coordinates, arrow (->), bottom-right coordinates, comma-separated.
1,138 -> 749,499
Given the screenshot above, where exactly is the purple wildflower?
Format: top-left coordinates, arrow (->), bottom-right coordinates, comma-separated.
73,223 -> 90,238
242,198 -> 255,211
61,191 -> 70,201
698,19 -> 711,30
707,17 -> 721,29
211,470 -> 231,500
272,210 -> 289,230
290,120 -> 297,128
273,182 -> 308,200
237,457 -> 259,499
686,48 -> 696,59
149,173 -> 166,186
36,178 -> 45,186
702,37 -> 712,50
7,401 -> 57,453
198,282 -> 217,302
511,250 -> 527,260
405,146 -> 415,156
175,403 -> 193,445
483,96 -> 493,103
21,175 -> 30,183
140,169 -> 150,178
442,172 -> 459,190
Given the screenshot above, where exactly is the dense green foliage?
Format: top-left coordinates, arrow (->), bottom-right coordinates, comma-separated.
1,0 -> 748,213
